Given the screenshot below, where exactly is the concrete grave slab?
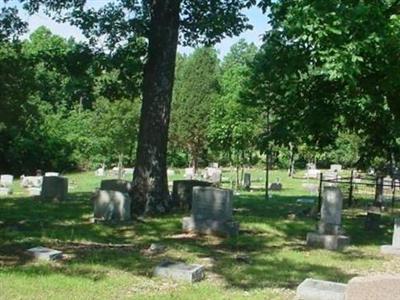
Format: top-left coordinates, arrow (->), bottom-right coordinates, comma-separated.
296,278 -> 346,300
345,274 -> 400,300
27,246 -> 63,261
154,261 -> 204,283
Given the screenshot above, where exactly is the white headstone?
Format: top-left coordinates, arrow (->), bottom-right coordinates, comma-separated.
167,169 -> 175,176
0,174 -> 13,187
45,172 -> 59,177
95,167 -> 105,176
330,164 -> 342,172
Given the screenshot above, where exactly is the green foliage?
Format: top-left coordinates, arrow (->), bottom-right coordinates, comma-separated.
170,47 -> 220,168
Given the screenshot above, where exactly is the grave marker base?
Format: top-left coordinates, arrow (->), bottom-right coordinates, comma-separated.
154,261 -> 204,283
296,278 -> 346,300
380,245 -> 400,255
182,216 -> 239,237
306,232 -> 350,251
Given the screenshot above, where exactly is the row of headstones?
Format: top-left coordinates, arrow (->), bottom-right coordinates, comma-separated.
0,173 -> 68,200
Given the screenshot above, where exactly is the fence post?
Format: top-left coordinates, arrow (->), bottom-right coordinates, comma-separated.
348,170 -> 354,207
318,172 -> 323,212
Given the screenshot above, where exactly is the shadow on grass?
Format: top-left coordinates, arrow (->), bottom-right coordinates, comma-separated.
0,190 -> 395,290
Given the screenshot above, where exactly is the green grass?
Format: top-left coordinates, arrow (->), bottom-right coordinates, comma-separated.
1,169 -> 400,299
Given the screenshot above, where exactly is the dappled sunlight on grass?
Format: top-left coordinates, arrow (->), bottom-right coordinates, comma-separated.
1,169 -> 400,299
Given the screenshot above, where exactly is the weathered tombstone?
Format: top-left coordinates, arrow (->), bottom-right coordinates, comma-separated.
243,173 -> 251,190
21,175 -> 43,188
345,275 -> 400,300
296,278 -> 346,300
92,190 -> 131,222
184,167 -> 195,179
27,246 -> 63,261
172,180 -> 212,210
154,261 -> 204,283
100,179 -> 131,194
269,178 -> 282,191
0,174 -> 13,196
167,169 -> 175,176
330,164 -> 342,172
182,186 -> 239,236
95,167 -> 105,176
306,186 -> 350,250
45,172 -> 59,177
380,218 -> 400,255
40,176 -> 68,201
0,174 -> 13,187
209,162 -> 219,169
207,168 -> 222,184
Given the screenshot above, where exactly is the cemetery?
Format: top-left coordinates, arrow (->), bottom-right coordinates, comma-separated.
1,1 -> 400,299
1,167 -> 400,299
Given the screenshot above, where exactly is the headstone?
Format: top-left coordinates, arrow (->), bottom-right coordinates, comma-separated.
154,261 -> 204,283
306,187 -> 350,250
95,167 -> 105,176
209,162 -> 219,168
28,187 -> 41,196
124,168 -> 134,175
21,175 -> 43,188
45,172 -> 59,177
100,179 -> 131,194
167,169 -> 175,176
269,182 -> 282,191
185,168 -> 195,179
0,174 -> 13,187
380,218 -> 400,255
243,173 -> 251,190
345,275 -> 400,300
306,169 -> 320,179
330,164 -> 342,172
182,186 -> 239,236
92,190 -> 131,221
40,176 -> 68,201
27,246 -> 63,261
207,168 -> 221,184
296,278 -> 346,300
171,180 -> 212,210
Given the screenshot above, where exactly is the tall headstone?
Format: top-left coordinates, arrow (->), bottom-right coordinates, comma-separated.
0,174 -> 13,196
380,218 -> 400,255
92,190 -> 131,222
306,187 -> 350,250
100,179 -> 131,194
41,176 -> 68,201
171,180 -> 212,210
243,173 -> 251,190
182,186 -> 239,236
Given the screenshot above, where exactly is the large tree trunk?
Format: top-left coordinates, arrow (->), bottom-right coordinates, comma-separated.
131,0 -> 181,215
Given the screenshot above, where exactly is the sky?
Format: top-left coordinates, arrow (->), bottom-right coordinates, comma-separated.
18,3 -> 269,58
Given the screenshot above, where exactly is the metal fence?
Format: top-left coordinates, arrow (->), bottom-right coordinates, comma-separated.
317,171 -> 400,211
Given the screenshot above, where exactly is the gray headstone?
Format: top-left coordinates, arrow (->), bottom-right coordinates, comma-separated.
172,180 -> 212,210
269,182 -> 282,191
92,190 -> 131,221
153,261 -> 204,283
321,187 -> 343,226
296,278 -> 346,300
243,173 -> 251,190
182,186 -> 239,236
345,275 -> 400,300
192,186 -> 233,222
100,179 -> 132,194
41,176 -> 68,201
27,246 -> 63,261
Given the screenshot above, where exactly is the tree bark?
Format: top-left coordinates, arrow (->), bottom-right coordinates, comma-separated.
131,0 -> 181,215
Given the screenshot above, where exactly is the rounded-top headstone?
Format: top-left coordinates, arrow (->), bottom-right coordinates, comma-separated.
321,186 -> 343,225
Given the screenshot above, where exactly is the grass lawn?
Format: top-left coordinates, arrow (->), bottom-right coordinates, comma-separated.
1,169 -> 400,299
